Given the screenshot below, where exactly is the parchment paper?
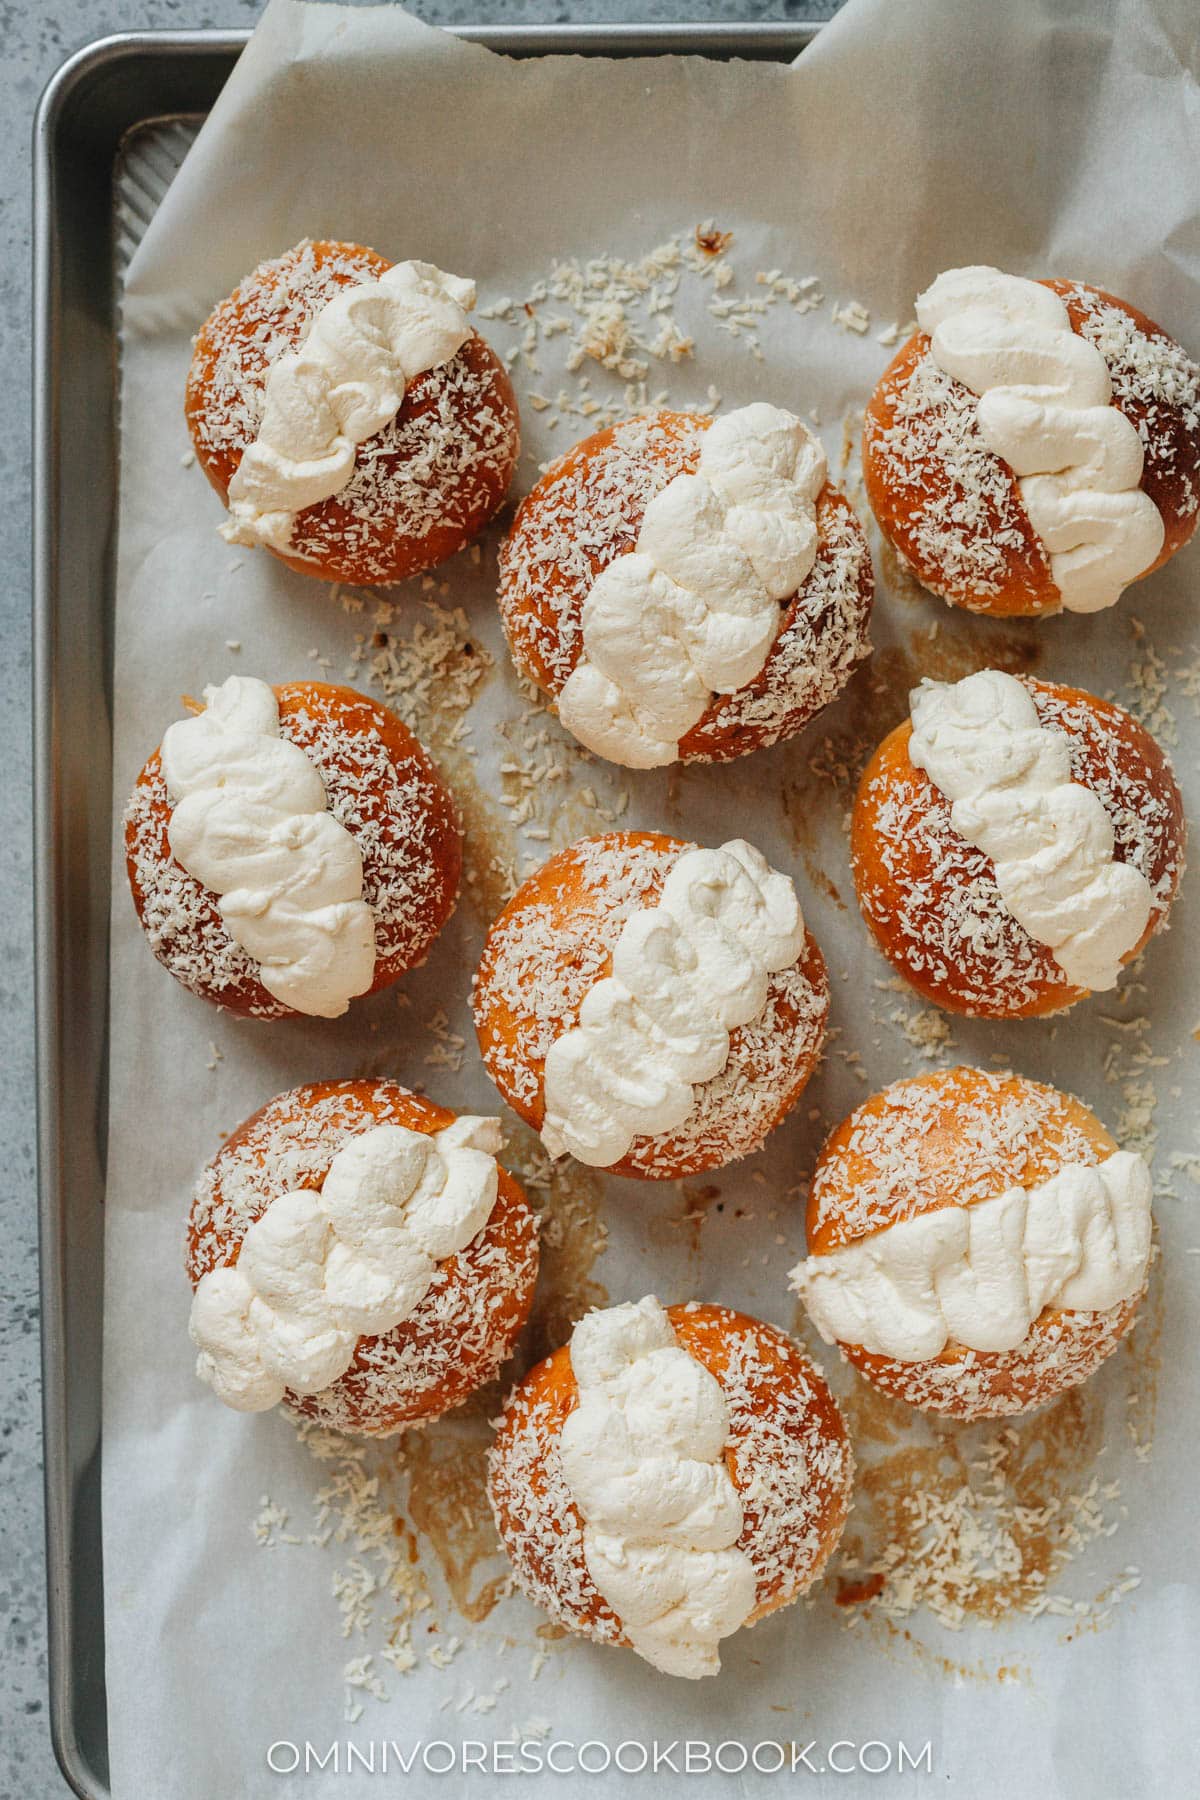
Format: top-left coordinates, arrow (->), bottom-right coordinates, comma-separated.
107,1 -> 1200,1793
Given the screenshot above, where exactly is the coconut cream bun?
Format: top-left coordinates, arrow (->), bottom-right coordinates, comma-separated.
487,1297 -> 853,1679
792,1068 -> 1152,1422
851,669 -> 1185,1018
185,240 -> 520,585
471,832 -> 829,1180
498,406 -> 873,767
863,266 -> 1200,617
186,1080 -> 538,1437
125,675 -> 461,1019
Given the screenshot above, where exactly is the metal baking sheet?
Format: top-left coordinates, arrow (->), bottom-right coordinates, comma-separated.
31,21 -> 823,1798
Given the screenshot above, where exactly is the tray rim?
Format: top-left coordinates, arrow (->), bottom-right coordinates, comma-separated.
32,17 -> 825,1799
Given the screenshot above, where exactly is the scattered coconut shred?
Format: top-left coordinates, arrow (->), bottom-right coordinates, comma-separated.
241,1122 -> 611,1726
830,1415 -> 1145,1637
476,221 -> 828,434
251,1423 -> 518,1728
222,223 -> 1199,1716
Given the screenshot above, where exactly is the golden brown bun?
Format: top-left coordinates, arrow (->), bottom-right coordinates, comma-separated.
850,676 -> 1186,1018
804,1068 -> 1143,1420
185,239 -> 520,586
471,831 -> 829,1179
187,1080 -> 538,1437
125,681 -> 461,1018
498,410 -> 873,763
487,1302 -> 853,1651
863,280 -> 1200,616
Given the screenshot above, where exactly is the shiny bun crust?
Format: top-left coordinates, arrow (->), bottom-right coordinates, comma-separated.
851,676 -> 1186,1018
186,1080 -> 538,1437
863,280 -> 1200,616
471,831 -> 829,1179
498,410 -> 873,763
487,1302 -> 853,1650
126,681 -> 462,1018
804,1068 -> 1143,1420
185,239 -> 520,586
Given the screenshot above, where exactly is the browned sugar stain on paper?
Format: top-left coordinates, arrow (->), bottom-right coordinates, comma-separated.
523,1158 -> 609,1365
1119,1246 -> 1163,1450
825,1275 -> 1160,1681
874,533 -> 932,609
378,1128 -> 611,1631
395,1166 -> 610,1628
403,1428 -> 507,1625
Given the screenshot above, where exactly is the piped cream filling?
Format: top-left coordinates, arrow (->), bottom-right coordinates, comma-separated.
916,266 -> 1164,613
190,1116 -> 502,1411
907,669 -> 1153,992
222,259 -> 476,552
557,404 -> 826,767
161,675 -> 376,1017
540,839 -> 805,1167
792,1149 -> 1151,1362
558,1298 -> 756,1679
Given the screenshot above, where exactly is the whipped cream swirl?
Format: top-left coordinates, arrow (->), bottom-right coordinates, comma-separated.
559,1298 -> 756,1679
190,1115 -> 502,1411
161,675 -> 376,1017
793,1149 -> 1151,1362
541,839 -> 805,1166
917,266 -> 1164,613
557,404 -> 827,768
908,670 -> 1152,992
222,259 -> 476,553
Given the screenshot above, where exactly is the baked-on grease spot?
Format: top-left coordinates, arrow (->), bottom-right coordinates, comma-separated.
676,1181 -> 724,1259
840,1383 -> 1102,1621
801,853 -> 845,912
835,1572 -> 886,1606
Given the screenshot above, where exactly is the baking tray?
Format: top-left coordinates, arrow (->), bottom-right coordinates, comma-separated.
31,20 -> 824,1798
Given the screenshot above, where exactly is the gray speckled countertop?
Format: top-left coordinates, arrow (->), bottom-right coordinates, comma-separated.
3,2 -> 841,1793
